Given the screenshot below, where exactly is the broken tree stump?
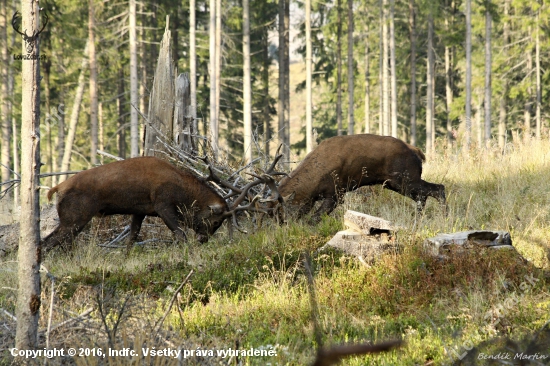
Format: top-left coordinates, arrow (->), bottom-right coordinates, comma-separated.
424,230 -> 515,256
320,210 -> 401,265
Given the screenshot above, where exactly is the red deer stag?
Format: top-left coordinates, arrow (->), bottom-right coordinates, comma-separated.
272,134 -> 446,221
42,156 -> 279,252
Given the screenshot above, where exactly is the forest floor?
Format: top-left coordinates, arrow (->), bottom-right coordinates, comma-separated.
1,139 -> 550,365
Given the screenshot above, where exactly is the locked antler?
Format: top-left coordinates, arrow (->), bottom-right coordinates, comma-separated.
205,150 -> 286,233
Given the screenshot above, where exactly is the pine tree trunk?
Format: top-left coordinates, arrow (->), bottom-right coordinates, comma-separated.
278,0 -> 290,165
278,0 -> 285,153
59,40 -> 89,182
16,0 -> 42,351
209,0 -> 218,158
117,68 -> 126,158
484,3 -> 492,147
364,25 -> 370,134
498,0 -> 509,148
426,12 -> 434,154
389,0 -> 397,138
465,0 -> 472,148
445,0 -> 454,148
524,46 -> 532,143
89,0 -> 98,165
190,0 -> 197,135
336,0 -> 342,136
378,0 -> 383,135
0,0 -> 10,183
306,0 -> 313,151
139,2 -> 147,146
382,0 -> 389,136
347,0 -> 354,135
283,0 -> 290,161
243,0 -> 252,163
129,0 -> 139,157
408,0 -> 416,145
215,0 -> 221,149
535,9 -> 541,139
262,34 -> 270,157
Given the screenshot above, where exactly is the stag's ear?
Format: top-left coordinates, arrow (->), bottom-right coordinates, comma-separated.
209,204 -> 224,215
282,191 -> 295,203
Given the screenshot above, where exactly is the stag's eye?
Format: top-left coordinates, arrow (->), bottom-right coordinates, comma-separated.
212,220 -> 220,226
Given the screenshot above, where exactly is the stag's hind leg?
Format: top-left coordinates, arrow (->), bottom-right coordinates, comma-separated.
125,214 -> 146,251
41,196 -> 98,252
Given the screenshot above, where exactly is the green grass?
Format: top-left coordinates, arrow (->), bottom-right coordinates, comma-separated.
1,139 -> 549,365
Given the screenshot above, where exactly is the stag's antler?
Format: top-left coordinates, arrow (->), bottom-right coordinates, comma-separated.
205,151 -> 286,232
12,10 -> 48,39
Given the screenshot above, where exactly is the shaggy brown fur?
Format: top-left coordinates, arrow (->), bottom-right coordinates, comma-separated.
278,134 -> 446,220
43,156 -> 228,251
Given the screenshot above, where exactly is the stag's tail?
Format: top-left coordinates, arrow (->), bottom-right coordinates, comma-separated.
47,186 -> 59,201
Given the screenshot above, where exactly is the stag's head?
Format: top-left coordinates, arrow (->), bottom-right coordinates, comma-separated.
12,10 -> 48,54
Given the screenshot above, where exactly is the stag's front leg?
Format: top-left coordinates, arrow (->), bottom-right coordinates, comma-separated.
155,205 -> 188,242
311,196 -> 338,223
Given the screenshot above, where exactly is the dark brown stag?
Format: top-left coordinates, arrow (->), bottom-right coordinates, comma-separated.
274,134 -> 446,221
42,156 -> 280,252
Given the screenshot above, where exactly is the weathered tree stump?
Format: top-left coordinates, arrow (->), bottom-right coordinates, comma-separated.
424,230 -> 515,256
320,210 -> 401,265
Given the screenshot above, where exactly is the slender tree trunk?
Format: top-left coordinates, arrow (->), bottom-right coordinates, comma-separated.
535,9 -> 541,139
278,0 -> 290,164
139,2 -> 146,149
389,0 -> 397,137
336,0 -> 343,136
60,40 -> 89,182
98,102 -> 104,163
56,99 -> 65,171
475,95 -> 482,146
426,11 -> 434,154
209,0 -> 218,157
524,46 -> 532,142
378,0 -> 383,135
262,34 -> 270,157
12,115 -> 18,208
409,0 -> 416,145
306,0 -> 313,151
498,0 -> 509,148
129,0 -> 139,157
278,0 -> 285,153
43,60 -> 53,185
347,0 -> 354,135
117,68 -> 126,158
8,0 -> 18,205
364,25 -> 370,134
283,0 -> 290,159
215,0 -> 221,147
243,0 -> 252,162
88,0 -> 98,165
16,0 -> 42,351
1,0 -> 10,183
382,0 -> 389,136
484,3 -> 492,147
465,0 -> 472,148
445,0 -> 454,148
190,0 -> 197,139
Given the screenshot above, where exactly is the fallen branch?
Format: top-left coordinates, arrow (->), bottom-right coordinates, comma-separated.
154,269 -> 194,334
38,307 -> 94,334
1,308 -> 16,321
